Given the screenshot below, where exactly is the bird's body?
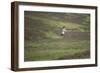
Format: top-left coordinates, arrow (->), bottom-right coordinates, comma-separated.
61,27 -> 66,36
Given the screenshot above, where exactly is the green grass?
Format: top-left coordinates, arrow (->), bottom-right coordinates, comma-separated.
24,12 -> 90,61
25,16 -> 84,32
24,39 -> 90,61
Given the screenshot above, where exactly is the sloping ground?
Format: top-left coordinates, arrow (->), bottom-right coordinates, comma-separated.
24,11 -> 90,61
24,39 -> 90,61
24,15 -> 86,41
24,32 -> 90,61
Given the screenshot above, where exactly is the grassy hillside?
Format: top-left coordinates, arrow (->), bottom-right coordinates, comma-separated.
24,11 -> 90,61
